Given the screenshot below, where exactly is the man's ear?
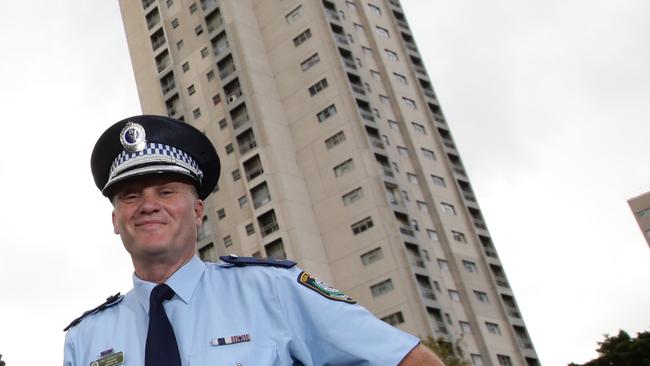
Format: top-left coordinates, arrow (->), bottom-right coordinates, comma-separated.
112,210 -> 120,235
194,199 -> 204,228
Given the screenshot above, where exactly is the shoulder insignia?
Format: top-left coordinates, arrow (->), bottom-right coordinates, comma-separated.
63,293 -> 124,332
297,271 -> 356,304
219,254 -> 296,268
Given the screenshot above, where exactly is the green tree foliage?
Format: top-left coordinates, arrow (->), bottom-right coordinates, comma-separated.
421,337 -> 470,366
569,329 -> 650,366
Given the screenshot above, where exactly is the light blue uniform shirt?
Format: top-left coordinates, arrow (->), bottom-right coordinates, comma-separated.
64,256 -> 419,365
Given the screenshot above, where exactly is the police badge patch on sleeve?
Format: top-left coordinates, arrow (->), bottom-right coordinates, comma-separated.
297,271 -> 356,304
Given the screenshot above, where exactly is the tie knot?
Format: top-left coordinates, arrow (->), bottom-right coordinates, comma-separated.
150,284 -> 175,304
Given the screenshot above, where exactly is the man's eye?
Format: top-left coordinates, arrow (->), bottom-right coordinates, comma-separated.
160,190 -> 174,196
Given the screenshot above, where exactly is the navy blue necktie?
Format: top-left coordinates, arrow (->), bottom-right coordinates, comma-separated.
145,284 -> 181,366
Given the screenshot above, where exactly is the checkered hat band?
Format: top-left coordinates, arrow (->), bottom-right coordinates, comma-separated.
109,143 -> 201,176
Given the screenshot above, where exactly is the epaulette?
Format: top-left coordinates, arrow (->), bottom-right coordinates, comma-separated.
219,254 -> 297,268
63,293 -> 124,332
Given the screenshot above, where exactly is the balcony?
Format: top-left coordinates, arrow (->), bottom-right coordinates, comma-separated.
258,210 -> 279,237
244,156 -> 264,181
201,0 -> 217,11
343,58 -> 357,70
396,19 -> 409,30
219,64 -> 236,80
369,137 -> 385,149
420,287 -> 436,300
518,338 -> 534,349
380,165 -> 394,177
473,218 -> 487,230
251,182 -> 271,209
334,33 -> 348,45
484,247 -> 498,258
506,306 -> 522,319
411,255 -> 425,268
360,110 -> 375,122
238,137 -> 257,155
495,276 -> 510,288
399,225 -> 414,236
325,9 -> 341,21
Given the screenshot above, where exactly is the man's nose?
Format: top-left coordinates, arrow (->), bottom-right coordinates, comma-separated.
138,190 -> 160,213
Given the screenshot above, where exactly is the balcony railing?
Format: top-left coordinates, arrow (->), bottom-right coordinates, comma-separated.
506,306 -> 521,319
151,37 -> 166,51
219,64 -> 236,79
360,110 -> 375,122
399,225 -> 414,236
410,256 -> 425,268
161,82 -> 176,95
238,139 -> 257,155
253,196 -> 271,209
326,9 -> 340,21
232,114 -> 249,129
484,247 -> 498,258
260,221 -> 279,236
369,137 -> 385,149
334,33 -> 348,45
381,165 -> 394,177
351,84 -> 365,95
245,165 -> 264,181
420,287 -> 436,299
343,58 -> 357,70
495,277 -> 510,288
473,219 -> 487,230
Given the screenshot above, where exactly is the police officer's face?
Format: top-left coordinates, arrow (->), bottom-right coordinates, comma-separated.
111,175 -> 204,263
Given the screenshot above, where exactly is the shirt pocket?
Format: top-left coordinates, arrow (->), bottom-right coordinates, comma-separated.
189,342 -> 279,366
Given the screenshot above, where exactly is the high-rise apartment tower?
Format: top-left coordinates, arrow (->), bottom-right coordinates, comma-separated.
118,0 -> 540,364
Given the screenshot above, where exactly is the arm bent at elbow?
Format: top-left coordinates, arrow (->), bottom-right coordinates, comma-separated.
399,344 -> 446,366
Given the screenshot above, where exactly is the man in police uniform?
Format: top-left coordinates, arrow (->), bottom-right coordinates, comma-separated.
64,115 -> 445,365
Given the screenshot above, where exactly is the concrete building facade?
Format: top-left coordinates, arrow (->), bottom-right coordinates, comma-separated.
118,0 -> 540,364
628,191 -> 650,248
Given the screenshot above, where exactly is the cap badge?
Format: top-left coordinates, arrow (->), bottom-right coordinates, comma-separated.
119,122 -> 147,152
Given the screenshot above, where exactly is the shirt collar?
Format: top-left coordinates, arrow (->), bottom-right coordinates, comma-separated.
133,256 -> 206,314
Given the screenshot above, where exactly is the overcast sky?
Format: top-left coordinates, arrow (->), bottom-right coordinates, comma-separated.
0,1 -> 649,365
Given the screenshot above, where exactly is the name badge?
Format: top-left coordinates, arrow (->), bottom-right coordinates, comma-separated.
90,351 -> 125,366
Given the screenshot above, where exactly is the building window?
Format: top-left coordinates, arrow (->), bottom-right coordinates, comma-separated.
317,104 -> 337,122
464,261 -> 479,273
176,39 -> 184,50
397,146 -> 408,157
258,210 -> 280,237
474,290 -> 489,303
370,70 -> 381,80
238,195 -> 248,208
346,0 -> 356,10
231,168 -> 241,182
223,235 -> 232,248
402,97 -> 416,109
431,175 -> 446,187
195,24 -> 203,36
370,278 -> 394,297
407,172 -> 418,184
471,354 -> 483,366
285,5 -> 303,23
437,259 -> 449,271
217,208 -> 226,220
265,238 -> 287,259
171,18 -> 179,28
342,187 -> 363,206
301,53 -> 320,71
394,72 -> 408,85
218,118 -> 227,129
308,78 -> 329,96
460,321 -> 472,334
368,3 -> 381,15
451,231 -> 466,243
182,62 -> 191,73
401,189 -> 409,201
448,290 -> 460,302
385,49 -> 398,61
375,26 -> 389,38
201,47 -> 209,58
637,207 -> 650,218
421,148 -> 436,161
213,94 -> 221,105
166,0 -> 173,8
361,247 -> 383,265
225,143 -> 234,155
245,223 -> 255,235
381,311 -> 404,326
379,95 -> 390,104
497,355 -> 513,366
427,229 -> 438,241
362,46 -> 372,55
441,202 -> 456,215
351,216 -> 374,235
353,23 -> 364,32
333,158 -> 354,177
388,119 -> 399,129
189,2 -> 198,13
207,70 -> 215,81
325,130 -> 346,149
293,28 -> 312,47
417,201 -> 428,212
411,122 -> 425,134
185,85 -> 195,97
486,322 -> 502,335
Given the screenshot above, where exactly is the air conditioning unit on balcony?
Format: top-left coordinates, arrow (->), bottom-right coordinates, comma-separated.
227,94 -> 238,104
